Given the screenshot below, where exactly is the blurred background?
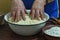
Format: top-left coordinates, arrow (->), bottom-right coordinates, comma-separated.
0,0 -> 11,13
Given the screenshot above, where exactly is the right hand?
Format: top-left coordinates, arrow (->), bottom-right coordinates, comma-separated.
30,0 -> 45,20
10,0 -> 26,22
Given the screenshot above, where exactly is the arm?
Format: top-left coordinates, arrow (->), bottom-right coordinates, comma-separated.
44,0 -> 54,5
48,0 -> 53,3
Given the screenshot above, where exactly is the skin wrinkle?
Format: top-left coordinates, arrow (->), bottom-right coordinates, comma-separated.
31,0 -> 44,20
11,0 -> 26,22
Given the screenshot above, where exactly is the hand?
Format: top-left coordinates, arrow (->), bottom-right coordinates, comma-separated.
30,0 -> 45,20
10,0 -> 26,22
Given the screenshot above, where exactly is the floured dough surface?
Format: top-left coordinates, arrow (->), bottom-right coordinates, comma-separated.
8,15 -> 47,25
44,27 -> 60,37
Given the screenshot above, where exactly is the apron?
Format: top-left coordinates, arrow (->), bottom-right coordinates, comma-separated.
22,0 -> 59,18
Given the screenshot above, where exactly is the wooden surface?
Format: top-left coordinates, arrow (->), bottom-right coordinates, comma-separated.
0,22 -> 51,40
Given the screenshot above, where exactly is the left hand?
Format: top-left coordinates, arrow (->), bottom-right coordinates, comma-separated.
10,0 -> 26,22
30,0 -> 45,20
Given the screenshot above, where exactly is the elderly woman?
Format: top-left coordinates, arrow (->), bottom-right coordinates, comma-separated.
10,0 -> 59,22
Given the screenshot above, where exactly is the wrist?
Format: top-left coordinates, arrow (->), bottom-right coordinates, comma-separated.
35,0 -> 46,5
44,0 -> 46,5
35,0 -> 45,3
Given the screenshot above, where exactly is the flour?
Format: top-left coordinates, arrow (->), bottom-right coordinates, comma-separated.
44,27 -> 60,37
8,14 -> 46,25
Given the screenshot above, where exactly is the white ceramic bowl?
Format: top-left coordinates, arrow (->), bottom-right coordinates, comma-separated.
4,10 -> 49,36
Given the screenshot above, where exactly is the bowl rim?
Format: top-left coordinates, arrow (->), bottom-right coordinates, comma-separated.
4,10 -> 49,26
42,25 -> 60,38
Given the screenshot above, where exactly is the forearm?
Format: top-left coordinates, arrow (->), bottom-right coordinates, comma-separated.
48,0 -> 54,3
45,0 -> 54,5
35,0 -> 53,5
10,0 -> 22,2
10,0 -> 22,6
10,0 -> 22,1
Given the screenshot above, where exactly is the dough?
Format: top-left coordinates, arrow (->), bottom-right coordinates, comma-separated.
8,14 -> 46,25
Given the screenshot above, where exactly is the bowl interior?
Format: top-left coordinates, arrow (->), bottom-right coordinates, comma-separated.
4,10 -> 49,26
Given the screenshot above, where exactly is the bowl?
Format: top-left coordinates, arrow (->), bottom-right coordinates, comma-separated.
4,10 -> 49,36
42,25 -> 60,40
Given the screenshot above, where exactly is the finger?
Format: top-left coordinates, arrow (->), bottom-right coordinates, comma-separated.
15,10 -> 21,22
30,9 -> 35,20
35,9 -> 40,20
24,9 -> 27,14
21,10 -> 26,20
40,9 -> 44,20
11,11 -> 16,21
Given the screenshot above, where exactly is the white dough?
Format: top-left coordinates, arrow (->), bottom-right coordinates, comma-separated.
44,27 -> 60,37
8,15 -> 46,25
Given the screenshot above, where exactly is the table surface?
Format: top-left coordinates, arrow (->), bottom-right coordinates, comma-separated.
0,22 -> 51,40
